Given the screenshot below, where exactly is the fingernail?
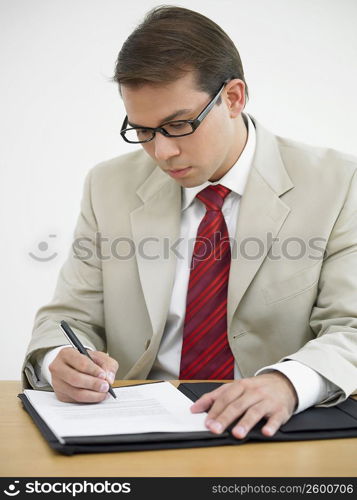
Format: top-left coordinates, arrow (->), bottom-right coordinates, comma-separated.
98,371 -> 106,380
264,426 -> 274,436
233,426 -> 246,438
207,420 -> 223,434
107,371 -> 115,384
100,382 -> 109,392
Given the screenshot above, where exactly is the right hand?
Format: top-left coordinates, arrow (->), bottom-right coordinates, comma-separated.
49,347 -> 119,403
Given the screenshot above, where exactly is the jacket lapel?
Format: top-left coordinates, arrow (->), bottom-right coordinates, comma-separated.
130,166 -> 181,338
227,119 -> 294,329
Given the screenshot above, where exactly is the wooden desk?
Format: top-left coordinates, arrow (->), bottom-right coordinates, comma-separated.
1,381 -> 356,477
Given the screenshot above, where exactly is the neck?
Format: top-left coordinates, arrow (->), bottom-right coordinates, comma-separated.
209,113 -> 248,182
234,113 -> 248,158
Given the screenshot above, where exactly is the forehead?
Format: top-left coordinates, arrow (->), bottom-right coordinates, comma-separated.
121,72 -> 208,126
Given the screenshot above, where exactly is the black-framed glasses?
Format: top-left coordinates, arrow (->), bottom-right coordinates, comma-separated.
120,82 -> 227,144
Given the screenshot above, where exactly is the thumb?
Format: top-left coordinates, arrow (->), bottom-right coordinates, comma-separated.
90,351 -> 118,384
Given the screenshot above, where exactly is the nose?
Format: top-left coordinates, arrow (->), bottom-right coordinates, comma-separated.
153,132 -> 180,162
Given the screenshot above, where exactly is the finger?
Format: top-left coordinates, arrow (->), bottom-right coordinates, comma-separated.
205,382 -> 245,422
231,401 -> 269,439
53,380 -> 109,404
190,394 -> 215,413
59,348 -> 107,379
206,387 -> 262,434
59,363 -> 111,394
190,383 -> 232,413
90,351 -> 119,384
261,411 -> 290,437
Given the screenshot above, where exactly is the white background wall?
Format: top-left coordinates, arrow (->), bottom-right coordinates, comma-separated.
1,0 -> 356,380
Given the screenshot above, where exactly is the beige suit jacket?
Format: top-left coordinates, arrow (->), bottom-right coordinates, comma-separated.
22,117 -> 357,405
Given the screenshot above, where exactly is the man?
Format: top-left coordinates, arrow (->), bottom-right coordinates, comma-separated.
23,6 -> 357,440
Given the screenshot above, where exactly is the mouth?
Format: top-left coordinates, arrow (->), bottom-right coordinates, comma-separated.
167,166 -> 192,178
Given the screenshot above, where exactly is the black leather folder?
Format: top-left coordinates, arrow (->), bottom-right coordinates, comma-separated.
18,382 -> 357,455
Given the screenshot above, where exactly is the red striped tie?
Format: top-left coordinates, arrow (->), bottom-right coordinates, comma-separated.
179,184 -> 234,380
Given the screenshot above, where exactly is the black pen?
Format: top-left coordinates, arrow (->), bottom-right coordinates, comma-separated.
59,320 -> 116,399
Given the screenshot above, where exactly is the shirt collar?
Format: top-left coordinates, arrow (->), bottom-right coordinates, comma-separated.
182,113 -> 256,211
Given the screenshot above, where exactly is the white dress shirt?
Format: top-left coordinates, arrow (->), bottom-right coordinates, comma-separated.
38,114 -> 338,413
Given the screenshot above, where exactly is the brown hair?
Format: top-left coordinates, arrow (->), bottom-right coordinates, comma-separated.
113,5 -> 248,100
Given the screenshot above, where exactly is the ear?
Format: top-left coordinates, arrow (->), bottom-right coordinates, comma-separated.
223,79 -> 246,118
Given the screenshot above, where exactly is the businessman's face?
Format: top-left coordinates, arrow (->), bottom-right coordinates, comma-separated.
121,72 -> 246,187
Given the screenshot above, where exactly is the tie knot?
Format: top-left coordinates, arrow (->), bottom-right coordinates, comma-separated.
196,184 -> 231,211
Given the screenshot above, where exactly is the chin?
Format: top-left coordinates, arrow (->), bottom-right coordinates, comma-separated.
179,178 -> 204,188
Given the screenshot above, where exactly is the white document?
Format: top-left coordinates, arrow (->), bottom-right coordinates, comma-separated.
24,382 -> 208,441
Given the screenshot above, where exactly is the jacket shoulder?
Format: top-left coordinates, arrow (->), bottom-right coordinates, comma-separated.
89,149 -> 156,187
277,135 -> 357,178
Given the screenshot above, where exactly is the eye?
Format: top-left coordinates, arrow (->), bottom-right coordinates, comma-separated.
169,122 -> 186,130
136,128 -> 151,138
163,121 -> 193,135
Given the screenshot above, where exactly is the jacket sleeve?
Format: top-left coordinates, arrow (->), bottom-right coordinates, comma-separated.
287,168 -> 357,405
22,168 -> 106,390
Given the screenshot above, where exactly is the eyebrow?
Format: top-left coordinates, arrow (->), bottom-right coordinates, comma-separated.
128,108 -> 194,128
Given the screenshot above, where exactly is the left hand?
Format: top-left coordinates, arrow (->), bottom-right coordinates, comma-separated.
190,372 -> 298,439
